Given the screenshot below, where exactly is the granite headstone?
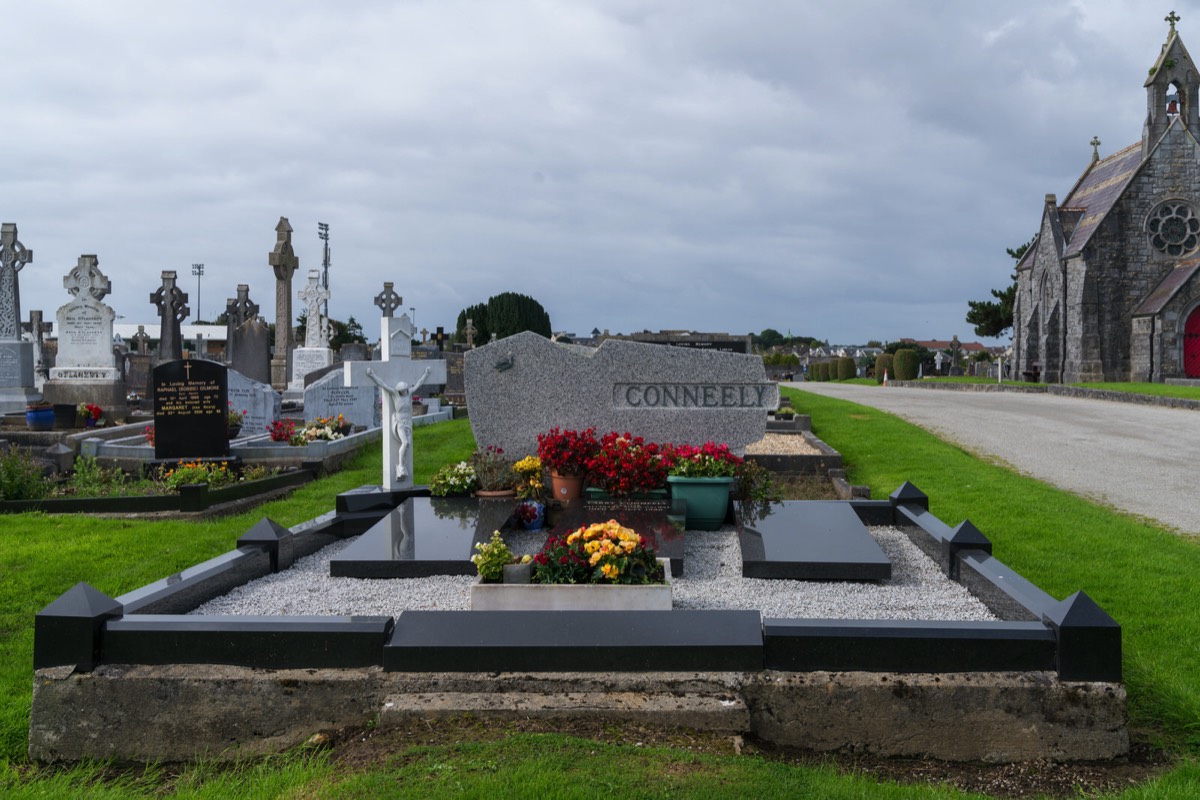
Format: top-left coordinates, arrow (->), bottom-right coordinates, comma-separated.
304,369 -> 380,429
152,358 -> 229,460
465,331 -> 775,456
227,367 -> 280,438
231,316 -> 271,385
0,224 -> 36,399
150,270 -> 188,365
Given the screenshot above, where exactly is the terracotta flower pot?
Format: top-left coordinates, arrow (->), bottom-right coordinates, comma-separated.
550,472 -> 584,501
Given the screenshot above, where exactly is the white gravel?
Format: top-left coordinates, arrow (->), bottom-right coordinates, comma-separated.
191,525 -> 996,622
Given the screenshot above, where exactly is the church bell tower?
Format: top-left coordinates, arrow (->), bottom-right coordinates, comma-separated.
1144,11 -> 1200,157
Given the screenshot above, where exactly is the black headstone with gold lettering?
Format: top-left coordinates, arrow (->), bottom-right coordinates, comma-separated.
152,358 -> 229,460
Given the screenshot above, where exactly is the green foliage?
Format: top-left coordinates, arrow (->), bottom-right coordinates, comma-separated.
329,315 -> 367,349
762,352 -> 800,367
892,349 -> 919,380
471,530 -> 514,582
429,461 -> 478,496
456,292 -> 551,343
67,456 -> 129,496
874,353 -> 893,384
808,362 -> 825,381
966,237 -> 1030,338
835,357 -> 856,380
755,327 -> 785,350
0,445 -> 46,501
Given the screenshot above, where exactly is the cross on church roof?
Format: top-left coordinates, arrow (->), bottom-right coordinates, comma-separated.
1167,10 -> 1180,33
1090,136 -> 1102,161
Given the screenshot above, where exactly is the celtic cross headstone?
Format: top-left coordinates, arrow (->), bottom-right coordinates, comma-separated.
0,223 -> 33,342
150,270 -> 189,364
269,217 -> 299,389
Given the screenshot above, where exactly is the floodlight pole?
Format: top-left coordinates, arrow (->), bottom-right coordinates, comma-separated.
318,222 -> 330,319
191,263 -> 204,322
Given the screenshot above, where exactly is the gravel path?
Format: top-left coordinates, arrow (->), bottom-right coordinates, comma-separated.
791,382 -> 1200,536
192,526 -> 995,622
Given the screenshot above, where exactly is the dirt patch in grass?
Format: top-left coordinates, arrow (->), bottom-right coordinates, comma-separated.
322,717 -> 1173,799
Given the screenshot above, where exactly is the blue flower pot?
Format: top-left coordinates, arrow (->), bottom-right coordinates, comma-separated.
25,407 -> 54,431
666,476 -> 735,530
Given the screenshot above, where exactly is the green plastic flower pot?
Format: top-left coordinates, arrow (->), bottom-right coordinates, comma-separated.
666,475 -> 734,530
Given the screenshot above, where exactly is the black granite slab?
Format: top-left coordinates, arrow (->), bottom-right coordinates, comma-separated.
115,547 -> 270,615
739,501 -> 891,580
384,610 -> 763,672
330,497 -> 516,578
152,358 -> 229,460
555,497 -> 686,577
104,615 -> 393,669
763,619 -> 1055,673
1044,591 -> 1122,682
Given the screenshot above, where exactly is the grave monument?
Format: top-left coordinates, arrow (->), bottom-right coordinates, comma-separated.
344,305 -> 446,490
124,325 -> 153,400
150,270 -> 188,364
0,223 -> 37,410
22,309 -> 52,391
226,285 -> 271,384
465,331 -> 775,456
269,217 -> 299,391
152,357 -> 229,460
288,270 -> 332,393
42,255 -> 127,413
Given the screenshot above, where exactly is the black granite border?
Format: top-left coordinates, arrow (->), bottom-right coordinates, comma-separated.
32,483 -> 1121,681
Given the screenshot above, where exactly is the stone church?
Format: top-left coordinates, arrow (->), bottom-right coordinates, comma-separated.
1014,15 -> 1200,382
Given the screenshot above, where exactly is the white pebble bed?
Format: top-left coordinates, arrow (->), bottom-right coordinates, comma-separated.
191,526 -> 996,622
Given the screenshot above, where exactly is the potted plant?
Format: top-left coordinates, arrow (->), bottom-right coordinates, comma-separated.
470,519 -> 670,611
429,460 -> 478,497
227,404 -> 247,439
536,427 -> 598,501
663,441 -> 743,530
472,445 -> 515,497
76,402 -> 103,428
512,455 -> 545,529
584,431 -> 668,498
25,401 -> 54,431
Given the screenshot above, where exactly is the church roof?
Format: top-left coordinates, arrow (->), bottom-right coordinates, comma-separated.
1061,141 -> 1144,257
1133,257 -> 1200,315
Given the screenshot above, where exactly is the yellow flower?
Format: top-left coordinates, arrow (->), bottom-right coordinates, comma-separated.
601,563 -> 618,580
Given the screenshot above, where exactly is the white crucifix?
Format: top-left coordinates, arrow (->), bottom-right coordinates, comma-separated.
345,355 -> 446,490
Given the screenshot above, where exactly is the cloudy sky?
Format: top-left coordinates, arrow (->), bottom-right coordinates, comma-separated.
3,1 -> 1193,346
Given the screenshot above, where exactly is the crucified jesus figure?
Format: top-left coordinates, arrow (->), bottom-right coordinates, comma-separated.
366,366 -> 430,481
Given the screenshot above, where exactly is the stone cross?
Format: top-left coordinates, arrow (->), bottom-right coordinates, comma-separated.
150,270 -> 189,363
132,324 -> 151,355
345,356 -> 447,490
226,284 -> 259,328
934,351 -> 944,372
1167,10 -> 1181,33
22,309 -> 51,370
433,326 -> 446,351
420,327 -> 429,344
1090,136 -> 1101,162
464,318 -> 477,348
65,255 -> 111,302
374,282 -> 402,317
269,217 -> 299,389
0,223 -> 33,341
298,269 -> 330,348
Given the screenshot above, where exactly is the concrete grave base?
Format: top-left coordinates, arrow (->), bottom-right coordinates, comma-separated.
29,665 -> 1125,763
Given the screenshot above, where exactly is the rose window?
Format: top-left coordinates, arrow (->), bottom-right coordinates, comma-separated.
1148,201 -> 1200,256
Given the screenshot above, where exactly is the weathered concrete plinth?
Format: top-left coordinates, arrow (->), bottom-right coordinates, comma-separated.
29,666 -> 1127,763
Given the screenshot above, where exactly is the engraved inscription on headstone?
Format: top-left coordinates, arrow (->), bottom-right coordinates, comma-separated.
152,358 -> 229,460
50,255 -> 118,378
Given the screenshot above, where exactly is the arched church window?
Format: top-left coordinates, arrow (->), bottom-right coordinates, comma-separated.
1147,200 -> 1200,256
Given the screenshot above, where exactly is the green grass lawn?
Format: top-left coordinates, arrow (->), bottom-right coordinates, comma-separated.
4,410 -> 1200,797
1072,381 -> 1200,399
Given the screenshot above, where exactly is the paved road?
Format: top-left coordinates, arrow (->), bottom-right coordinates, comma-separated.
789,382 -> 1200,536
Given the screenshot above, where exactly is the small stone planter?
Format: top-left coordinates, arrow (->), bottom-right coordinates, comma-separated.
471,559 -> 672,611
